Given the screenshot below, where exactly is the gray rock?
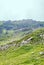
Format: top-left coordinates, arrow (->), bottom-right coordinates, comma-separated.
39,52 -> 44,55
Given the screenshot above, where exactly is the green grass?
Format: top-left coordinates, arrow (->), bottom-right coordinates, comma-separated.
0,28 -> 44,65
0,44 -> 44,65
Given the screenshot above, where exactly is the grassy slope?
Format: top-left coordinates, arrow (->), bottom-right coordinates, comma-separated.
0,44 -> 44,65
0,29 -> 31,45
0,28 -> 44,65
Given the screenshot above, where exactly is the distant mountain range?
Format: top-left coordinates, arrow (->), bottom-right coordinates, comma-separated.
0,19 -> 44,31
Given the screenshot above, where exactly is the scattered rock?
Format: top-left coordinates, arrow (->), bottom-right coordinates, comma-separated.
0,37 -> 33,50
27,37 -> 33,42
39,52 -> 44,55
22,40 -> 27,44
0,43 -> 16,50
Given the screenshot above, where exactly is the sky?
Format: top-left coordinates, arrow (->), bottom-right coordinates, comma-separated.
0,0 -> 44,21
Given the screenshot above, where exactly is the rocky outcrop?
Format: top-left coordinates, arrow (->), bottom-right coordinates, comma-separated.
0,37 -> 33,50
0,43 -> 16,50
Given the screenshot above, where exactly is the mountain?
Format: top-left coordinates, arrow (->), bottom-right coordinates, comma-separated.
0,19 -> 44,31
0,19 -> 44,45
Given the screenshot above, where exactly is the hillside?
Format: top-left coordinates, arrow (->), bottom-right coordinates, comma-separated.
0,19 -> 44,45
0,28 -> 44,65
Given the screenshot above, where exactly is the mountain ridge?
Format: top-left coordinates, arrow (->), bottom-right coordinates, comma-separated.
0,19 -> 44,45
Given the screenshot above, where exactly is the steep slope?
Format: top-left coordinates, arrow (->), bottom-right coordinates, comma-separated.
0,28 -> 44,65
